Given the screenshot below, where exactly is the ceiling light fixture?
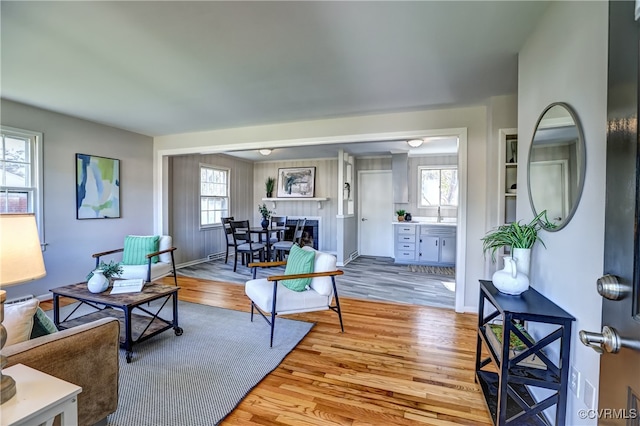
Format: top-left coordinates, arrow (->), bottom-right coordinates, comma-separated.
258,149 -> 272,156
407,139 -> 424,148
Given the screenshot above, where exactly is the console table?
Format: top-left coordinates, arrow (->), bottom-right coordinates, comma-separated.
475,280 -> 575,425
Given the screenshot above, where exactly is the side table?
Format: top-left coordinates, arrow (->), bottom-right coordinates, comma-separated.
1,364 -> 82,426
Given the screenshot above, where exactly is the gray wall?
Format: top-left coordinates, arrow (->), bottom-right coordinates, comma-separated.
253,159 -> 338,252
518,2 -> 607,424
1,99 -> 154,299
169,153 -> 254,264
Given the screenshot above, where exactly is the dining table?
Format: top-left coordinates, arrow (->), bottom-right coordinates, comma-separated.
243,226 -> 288,261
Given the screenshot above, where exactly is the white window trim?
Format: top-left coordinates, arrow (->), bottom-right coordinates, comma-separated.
0,125 -> 45,247
199,163 -> 230,229
417,165 -> 459,209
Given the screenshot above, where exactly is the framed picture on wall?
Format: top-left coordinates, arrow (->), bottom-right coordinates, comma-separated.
76,153 -> 121,219
277,167 -> 316,198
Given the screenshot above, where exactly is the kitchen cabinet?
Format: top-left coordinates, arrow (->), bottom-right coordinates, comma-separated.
393,223 -> 456,266
475,280 -> 574,426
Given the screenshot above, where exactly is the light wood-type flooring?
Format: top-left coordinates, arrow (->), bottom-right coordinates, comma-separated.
43,276 -> 490,425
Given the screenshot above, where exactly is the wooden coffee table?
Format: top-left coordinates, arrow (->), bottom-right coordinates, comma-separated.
51,282 -> 183,363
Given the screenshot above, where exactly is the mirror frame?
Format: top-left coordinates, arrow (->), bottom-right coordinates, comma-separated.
527,102 -> 586,232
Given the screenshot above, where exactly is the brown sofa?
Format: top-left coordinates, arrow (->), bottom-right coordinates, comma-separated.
4,317 -> 120,426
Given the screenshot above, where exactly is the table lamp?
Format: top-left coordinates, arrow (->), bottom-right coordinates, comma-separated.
0,213 -> 46,404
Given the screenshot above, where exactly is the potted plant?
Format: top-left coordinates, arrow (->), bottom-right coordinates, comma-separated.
258,203 -> 272,229
86,260 -> 123,293
265,177 -> 275,198
395,209 -> 406,222
481,210 -> 554,283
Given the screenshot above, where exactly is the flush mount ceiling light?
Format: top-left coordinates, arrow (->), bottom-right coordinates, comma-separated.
258,149 -> 272,156
407,139 -> 424,148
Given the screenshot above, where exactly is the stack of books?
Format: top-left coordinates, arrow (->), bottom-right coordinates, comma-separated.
485,323 -> 547,370
110,278 -> 145,294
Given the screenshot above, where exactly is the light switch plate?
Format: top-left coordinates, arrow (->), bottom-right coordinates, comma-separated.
569,366 -> 581,397
584,379 -> 596,409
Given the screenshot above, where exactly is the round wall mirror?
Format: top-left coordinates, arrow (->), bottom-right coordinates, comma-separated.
527,102 -> 586,231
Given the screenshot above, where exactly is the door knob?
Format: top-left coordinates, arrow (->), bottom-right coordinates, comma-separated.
579,326 -> 640,354
596,274 -> 630,300
361,218 -> 368,221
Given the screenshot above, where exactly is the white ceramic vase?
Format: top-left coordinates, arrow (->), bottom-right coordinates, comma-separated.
512,247 -> 531,278
492,256 -> 530,295
87,270 -> 109,293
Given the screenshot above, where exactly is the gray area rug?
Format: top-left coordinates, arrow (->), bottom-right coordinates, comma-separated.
53,301 -> 314,425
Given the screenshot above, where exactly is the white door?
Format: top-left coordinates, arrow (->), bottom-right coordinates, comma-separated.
529,160 -> 568,224
359,171 -> 393,257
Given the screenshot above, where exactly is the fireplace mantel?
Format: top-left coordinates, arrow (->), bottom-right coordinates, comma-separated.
262,197 -> 328,209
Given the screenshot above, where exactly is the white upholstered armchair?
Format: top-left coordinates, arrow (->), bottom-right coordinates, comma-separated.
245,246 -> 344,347
92,235 -> 178,285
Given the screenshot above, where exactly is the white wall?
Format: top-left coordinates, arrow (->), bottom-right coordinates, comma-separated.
155,106 -> 488,310
1,99 -> 154,300
518,2 -> 608,424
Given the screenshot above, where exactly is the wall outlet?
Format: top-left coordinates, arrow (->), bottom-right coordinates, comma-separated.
569,366 -> 581,397
584,379 -> 596,409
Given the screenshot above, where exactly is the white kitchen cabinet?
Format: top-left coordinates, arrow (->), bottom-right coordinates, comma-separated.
393,223 -> 456,266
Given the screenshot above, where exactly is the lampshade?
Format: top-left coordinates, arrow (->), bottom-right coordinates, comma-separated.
0,214 -> 46,287
407,139 -> 424,148
258,149 -> 272,156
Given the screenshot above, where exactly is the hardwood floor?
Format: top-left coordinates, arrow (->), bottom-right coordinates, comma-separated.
43,276 -> 491,425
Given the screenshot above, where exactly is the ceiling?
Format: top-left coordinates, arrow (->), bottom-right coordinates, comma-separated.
1,1 -> 549,158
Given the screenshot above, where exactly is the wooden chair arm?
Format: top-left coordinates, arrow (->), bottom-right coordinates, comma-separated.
145,246 -> 177,259
92,248 -> 124,259
267,269 -> 344,282
249,260 -> 288,269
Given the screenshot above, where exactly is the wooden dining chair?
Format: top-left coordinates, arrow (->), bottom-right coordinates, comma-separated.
268,215 -> 288,244
221,216 -> 246,264
229,220 -> 266,272
273,218 -> 306,261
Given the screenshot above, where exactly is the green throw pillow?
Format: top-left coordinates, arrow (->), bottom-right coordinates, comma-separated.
122,235 -> 160,265
30,307 -> 58,339
282,244 -> 315,292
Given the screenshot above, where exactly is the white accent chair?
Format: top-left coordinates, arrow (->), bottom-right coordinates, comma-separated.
92,235 -> 178,284
245,246 -> 344,347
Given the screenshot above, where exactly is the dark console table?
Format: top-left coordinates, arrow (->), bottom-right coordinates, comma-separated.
475,280 -> 575,425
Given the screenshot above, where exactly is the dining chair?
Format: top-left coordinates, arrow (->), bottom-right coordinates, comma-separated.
221,216 -> 246,264
229,220 -> 266,272
268,215 -> 288,245
273,218 -> 306,261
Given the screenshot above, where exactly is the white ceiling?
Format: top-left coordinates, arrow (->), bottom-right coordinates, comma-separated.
1,1 -> 549,159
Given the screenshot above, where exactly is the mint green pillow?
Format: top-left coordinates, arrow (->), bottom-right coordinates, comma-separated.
122,235 -> 160,265
282,244 -> 315,292
30,307 -> 58,339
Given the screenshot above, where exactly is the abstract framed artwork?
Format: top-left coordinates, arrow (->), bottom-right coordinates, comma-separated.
277,167 -> 316,198
76,153 -> 121,219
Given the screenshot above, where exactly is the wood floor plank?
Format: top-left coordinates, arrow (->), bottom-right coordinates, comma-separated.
41,276 -> 491,425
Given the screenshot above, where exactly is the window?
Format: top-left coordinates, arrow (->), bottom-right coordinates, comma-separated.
200,165 -> 229,227
419,167 -> 458,207
0,126 -> 44,241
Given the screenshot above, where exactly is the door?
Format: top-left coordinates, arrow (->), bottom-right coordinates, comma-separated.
419,236 -> 439,263
359,170 -> 393,257
529,160 -> 568,223
580,3 -> 640,423
440,236 -> 456,264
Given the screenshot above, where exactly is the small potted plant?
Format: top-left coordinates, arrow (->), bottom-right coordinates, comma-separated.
265,177 -> 275,198
395,209 -> 406,222
86,260 -> 123,293
258,203 -> 272,229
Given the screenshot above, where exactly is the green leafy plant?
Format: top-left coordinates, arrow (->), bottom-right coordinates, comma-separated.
87,260 -> 123,281
258,203 -> 272,219
265,177 -> 275,196
395,209 -> 406,216
481,210 -> 554,262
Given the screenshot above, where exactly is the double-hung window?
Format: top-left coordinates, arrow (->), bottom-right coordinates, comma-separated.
0,126 -> 44,241
200,165 -> 229,227
419,167 -> 459,208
